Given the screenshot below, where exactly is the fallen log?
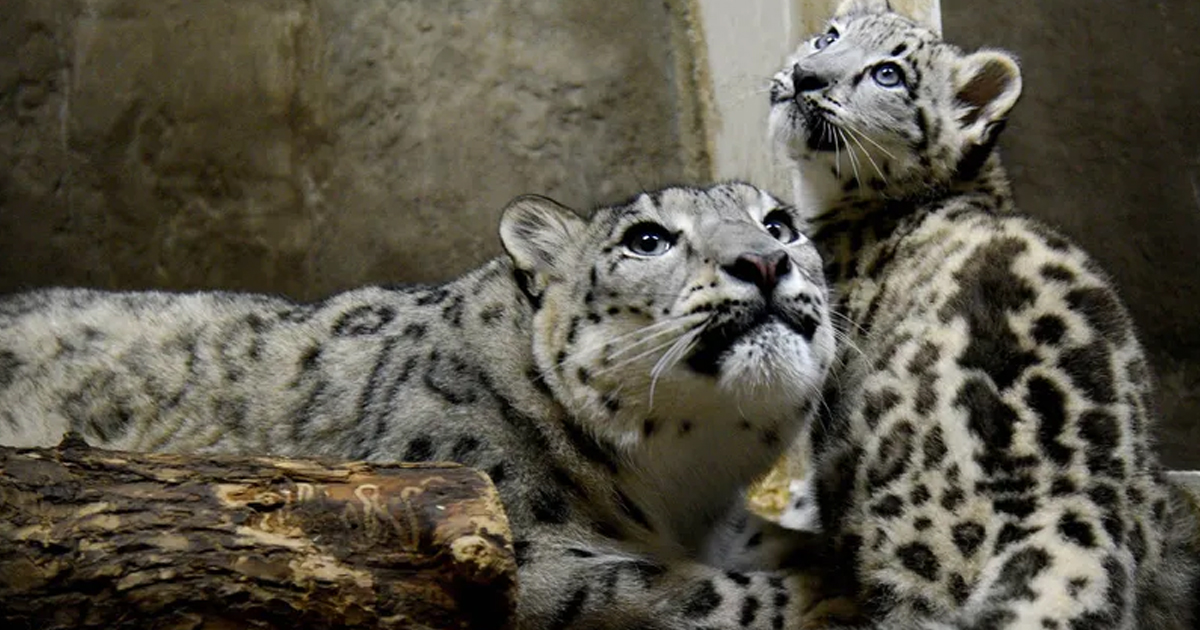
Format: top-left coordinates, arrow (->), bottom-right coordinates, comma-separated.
0,434 -> 516,630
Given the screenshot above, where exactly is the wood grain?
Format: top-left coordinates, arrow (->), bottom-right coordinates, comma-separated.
0,434 -> 516,630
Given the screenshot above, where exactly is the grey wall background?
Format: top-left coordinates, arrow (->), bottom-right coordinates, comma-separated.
1,0 -> 1197,465
0,0 -> 711,298
945,1 -> 1200,467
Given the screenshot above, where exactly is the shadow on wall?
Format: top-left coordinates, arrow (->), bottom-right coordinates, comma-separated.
0,0 -> 711,299
945,0 -> 1200,467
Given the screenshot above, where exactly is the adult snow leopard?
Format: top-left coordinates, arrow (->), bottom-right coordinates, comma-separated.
768,1 -> 1199,628
0,183 -> 841,629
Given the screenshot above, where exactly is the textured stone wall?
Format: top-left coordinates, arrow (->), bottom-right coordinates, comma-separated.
0,0 -> 711,298
945,0 -> 1200,467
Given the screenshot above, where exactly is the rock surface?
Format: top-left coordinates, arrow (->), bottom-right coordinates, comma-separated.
0,0 -> 710,298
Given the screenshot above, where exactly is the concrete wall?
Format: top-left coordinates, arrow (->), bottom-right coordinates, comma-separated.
944,0 -> 1200,467
0,0 -> 711,298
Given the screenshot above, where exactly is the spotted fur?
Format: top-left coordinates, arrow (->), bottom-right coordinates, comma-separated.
0,183 -> 842,629
768,1 -> 1200,627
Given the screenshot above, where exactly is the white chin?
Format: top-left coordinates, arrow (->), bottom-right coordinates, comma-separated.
716,322 -> 824,408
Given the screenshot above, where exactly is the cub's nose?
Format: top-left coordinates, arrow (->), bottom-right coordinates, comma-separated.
792,66 -> 829,93
723,251 -> 791,294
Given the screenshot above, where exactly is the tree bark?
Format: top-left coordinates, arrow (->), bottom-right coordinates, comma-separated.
0,435 -> 516,630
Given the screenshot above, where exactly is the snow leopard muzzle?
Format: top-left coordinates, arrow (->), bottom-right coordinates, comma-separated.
685,304 -> 819,377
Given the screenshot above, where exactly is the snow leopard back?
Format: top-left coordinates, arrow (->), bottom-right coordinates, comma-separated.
769,1 -> 1200,628
0,182 -> 849,630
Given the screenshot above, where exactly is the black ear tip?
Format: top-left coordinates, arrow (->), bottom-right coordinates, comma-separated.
506,194 -> 575,212
984,119 -> 1008,143
512,268 -> 543,311
502,194 -> 589,228
510,193 -> 559,205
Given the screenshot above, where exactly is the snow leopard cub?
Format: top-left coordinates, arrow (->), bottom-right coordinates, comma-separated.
768,0 -> 1199,628
0,183 -> 840,630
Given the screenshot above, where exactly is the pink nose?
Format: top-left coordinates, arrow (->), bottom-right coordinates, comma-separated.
723,251 -> 791,294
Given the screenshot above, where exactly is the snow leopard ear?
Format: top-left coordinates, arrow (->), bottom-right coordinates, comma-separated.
500,195 -> 586,275
954,50 -> 1022,146
834,0 -> 892,17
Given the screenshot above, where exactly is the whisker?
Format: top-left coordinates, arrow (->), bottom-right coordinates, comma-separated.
813,395 -> 836,443
838,129 -> 862,187
593,332 -> 697,377
843,126 -> 887,183
829,313 -> 875,363
832,330 -> 867,366
602,315 -> 708,359
731,86 -> 776,107
651,325 -> 705,381
841,121 -> 896,159
605,326 -> 698,362
829,309 -> 870,339
719,74 -> 780,107
836,122 -> 848,182
833,121 -> 841,179
648,327 -> 706,408
571,314 -> 705,363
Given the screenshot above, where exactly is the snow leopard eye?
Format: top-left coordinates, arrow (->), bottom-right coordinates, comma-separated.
872,62 -> 906,88
814,28 -> 839,51
763,210 -> 801,244
620,223 -> 675,257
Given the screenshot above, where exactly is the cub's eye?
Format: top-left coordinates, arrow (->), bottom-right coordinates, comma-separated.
872,62 -> 906,88
620,222 -> 674,257
814,28 -> 839,51
763,210 -> 801,244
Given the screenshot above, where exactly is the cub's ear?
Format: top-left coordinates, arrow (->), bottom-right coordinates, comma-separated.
500,195 -> 586,274
954,50 -> 1022,146
834,0 -> 892,18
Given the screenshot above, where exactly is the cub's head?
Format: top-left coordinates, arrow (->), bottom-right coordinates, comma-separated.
769,0 -> 1021,205
499,183 -> 834,447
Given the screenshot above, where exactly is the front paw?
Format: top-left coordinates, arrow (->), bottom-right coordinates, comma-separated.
778,476 -> 821,532
710,512 -> 824,572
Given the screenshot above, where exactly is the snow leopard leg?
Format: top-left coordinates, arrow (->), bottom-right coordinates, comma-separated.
514,529 -> 861,630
